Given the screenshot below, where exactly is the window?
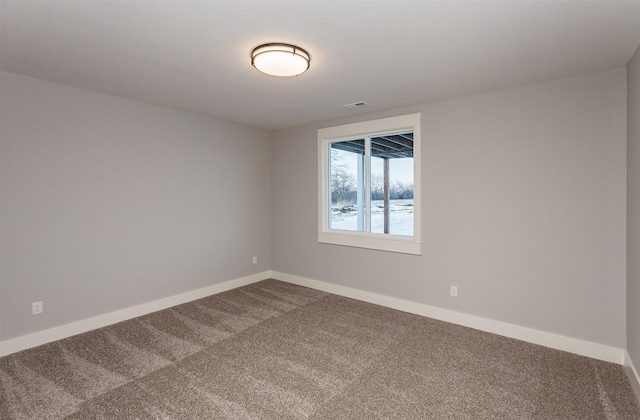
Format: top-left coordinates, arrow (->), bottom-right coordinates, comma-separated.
318,113 -> 421,254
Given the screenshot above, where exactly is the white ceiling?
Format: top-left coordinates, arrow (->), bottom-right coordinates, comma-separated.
1,1 -> 639,130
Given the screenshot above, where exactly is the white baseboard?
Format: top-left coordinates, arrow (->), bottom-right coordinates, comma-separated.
625,351 -> 640,402
0,271 -> 270,357
272,271 -> 625,365
2,270 -> 627,368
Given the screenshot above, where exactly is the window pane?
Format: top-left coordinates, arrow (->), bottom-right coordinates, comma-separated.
329,141 -> 364,231
388,157 -> 414,235
370,156 -> 385,234
370,133 -> 414,236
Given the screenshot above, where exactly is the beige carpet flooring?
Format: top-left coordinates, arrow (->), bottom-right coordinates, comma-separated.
1,279 -> 639,419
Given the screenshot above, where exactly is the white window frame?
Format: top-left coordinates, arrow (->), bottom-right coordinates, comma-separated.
318,113 -> 421,255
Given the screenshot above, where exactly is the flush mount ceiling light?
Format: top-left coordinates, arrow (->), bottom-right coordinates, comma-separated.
251,43 -> 310,77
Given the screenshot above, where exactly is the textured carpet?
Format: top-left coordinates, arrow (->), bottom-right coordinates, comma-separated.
1,279 -> 638,419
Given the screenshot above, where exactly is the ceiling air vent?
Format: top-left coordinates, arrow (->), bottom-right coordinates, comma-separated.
342,101 -> 369,109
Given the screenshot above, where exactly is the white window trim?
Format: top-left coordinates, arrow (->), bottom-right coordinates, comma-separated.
318,113 -> 421,255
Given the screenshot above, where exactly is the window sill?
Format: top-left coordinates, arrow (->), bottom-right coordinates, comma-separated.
318,231 -> 421,255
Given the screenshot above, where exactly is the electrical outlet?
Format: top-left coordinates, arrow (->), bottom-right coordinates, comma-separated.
32,301 -> 43,315
450,286 -> 458,297
252,256 -> 258,264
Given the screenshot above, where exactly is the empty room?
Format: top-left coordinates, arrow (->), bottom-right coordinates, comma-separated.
2,0 -> 640,418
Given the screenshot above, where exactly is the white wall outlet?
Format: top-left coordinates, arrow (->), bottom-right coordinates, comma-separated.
450,286 -> 458,297
252,256 -> 258,264
32,301 -> 43,315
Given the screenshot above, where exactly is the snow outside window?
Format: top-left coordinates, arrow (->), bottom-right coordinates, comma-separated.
318,113 -> 421,255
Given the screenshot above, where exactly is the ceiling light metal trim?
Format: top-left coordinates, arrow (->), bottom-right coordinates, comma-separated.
251,43 -> 310,77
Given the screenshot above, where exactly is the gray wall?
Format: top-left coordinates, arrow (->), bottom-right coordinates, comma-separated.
272,69 -> 627,348
628,46 -> 640,370
0,66 -> 631,351
0,72 -> 272,340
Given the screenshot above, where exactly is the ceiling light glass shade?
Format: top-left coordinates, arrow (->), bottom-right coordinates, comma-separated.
251,43 -> 310,77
